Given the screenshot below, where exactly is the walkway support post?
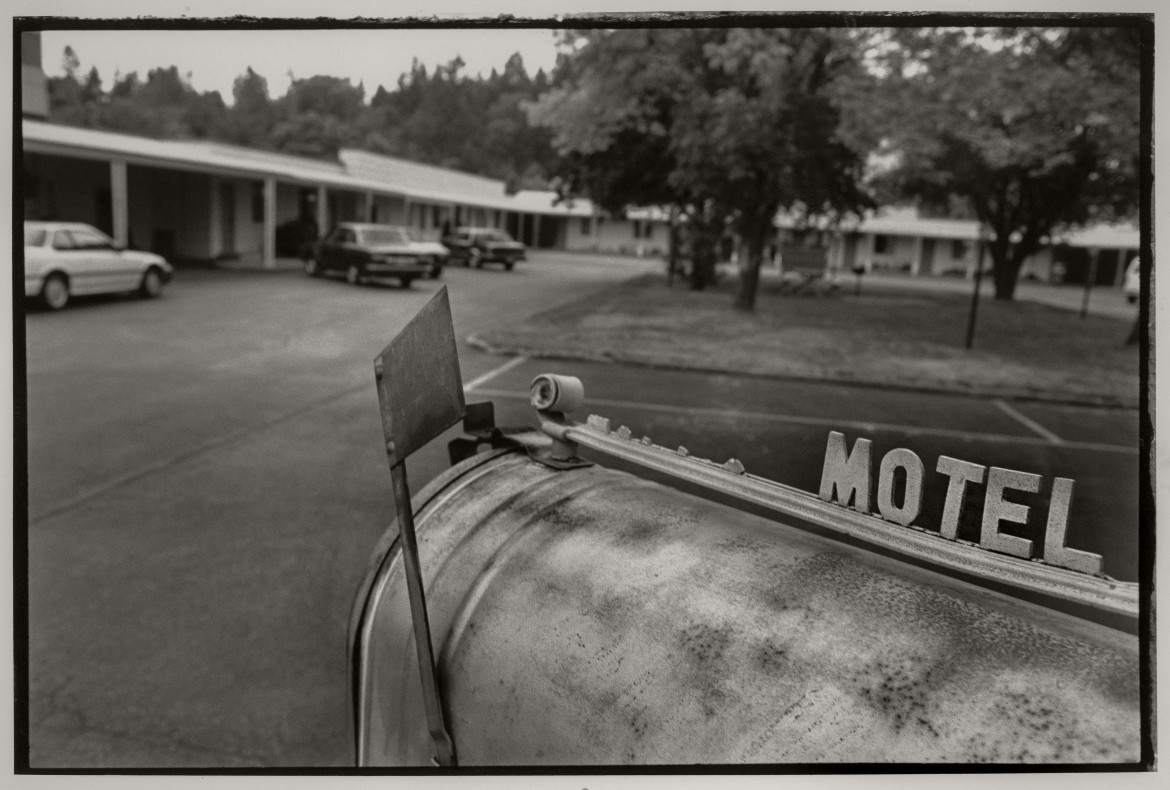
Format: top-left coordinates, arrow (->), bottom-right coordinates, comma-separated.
316,186 -> 328,239
262,177 -> 276,269
110,159 -> 128,249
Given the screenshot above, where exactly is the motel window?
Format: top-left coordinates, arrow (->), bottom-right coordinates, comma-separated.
952,240 -> 968,259
873,234 -> 889,254
581,217 -> 592,235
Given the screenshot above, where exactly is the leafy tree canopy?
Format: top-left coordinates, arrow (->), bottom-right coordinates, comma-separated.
837,27 -> 1141,299
529,28 -> 872,309
43,46 -> 557,186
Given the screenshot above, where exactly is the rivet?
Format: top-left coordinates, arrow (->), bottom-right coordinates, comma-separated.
677,446 -> 689,457
616,426 -> 632,440
386,440 -> 396,454
641,436 -> 652,445
724,458 -> 745,475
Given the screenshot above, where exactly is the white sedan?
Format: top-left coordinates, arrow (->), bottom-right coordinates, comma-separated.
1124,257 -> 1141,304
24,221 -> 173,310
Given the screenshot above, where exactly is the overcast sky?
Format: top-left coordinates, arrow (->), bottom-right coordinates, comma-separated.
40,27 -> 566,103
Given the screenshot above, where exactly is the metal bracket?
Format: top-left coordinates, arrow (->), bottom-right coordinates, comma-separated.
528,374 -> 593,470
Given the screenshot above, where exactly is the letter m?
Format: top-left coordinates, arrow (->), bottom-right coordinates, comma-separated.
818,431 -> 872,513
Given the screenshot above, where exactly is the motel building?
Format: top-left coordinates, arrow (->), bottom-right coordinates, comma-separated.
23,118 -> 673,269
777,207 -> 1139,288
21,113 -> 1137,285
20,27 -> 673,273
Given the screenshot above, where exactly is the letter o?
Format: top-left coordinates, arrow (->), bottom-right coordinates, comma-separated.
877,448 -> 924,526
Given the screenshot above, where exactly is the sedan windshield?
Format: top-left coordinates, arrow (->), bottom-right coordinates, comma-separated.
24,227 -> 46,247
358,228 -> 410,247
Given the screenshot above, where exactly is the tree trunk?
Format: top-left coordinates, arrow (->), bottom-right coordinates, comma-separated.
990,246 -> 1025,300
733,227 -> 768,311
690,243 -> 716,290
688,217 -> 719,291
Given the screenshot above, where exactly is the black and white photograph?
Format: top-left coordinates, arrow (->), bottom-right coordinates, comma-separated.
11,1 -> 1156,777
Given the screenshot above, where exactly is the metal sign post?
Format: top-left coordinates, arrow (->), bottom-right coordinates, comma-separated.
373,287 -> 465,767
390,461 -> 456,767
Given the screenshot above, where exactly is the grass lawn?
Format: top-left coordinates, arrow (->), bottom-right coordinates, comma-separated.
470,273 -> 1141,406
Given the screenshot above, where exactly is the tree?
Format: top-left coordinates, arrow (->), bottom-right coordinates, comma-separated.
224,67 -> 276,147
529,28 -> 871,310
838,27 -> 1141,300
529,30 -> 732,290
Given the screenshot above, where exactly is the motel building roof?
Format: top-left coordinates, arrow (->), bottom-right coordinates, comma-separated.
22,119 -> 571,217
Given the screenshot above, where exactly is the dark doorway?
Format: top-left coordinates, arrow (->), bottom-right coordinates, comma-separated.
95,187 -> 112,236
538,217 -> 560,249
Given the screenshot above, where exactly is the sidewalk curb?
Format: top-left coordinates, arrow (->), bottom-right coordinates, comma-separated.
466,334 -> 1139,410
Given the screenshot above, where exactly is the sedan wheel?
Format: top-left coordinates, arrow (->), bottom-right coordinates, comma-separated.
139,267 -> 164,298
41,273 -> 70,310
346,264 -> 364,285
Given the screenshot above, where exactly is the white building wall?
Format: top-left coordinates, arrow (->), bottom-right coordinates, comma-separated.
232,179 -> 264,256
925,236 -> 979,276
563,215 -> 667,255
1020,248 -> 1055,282
868,234 -> 918,272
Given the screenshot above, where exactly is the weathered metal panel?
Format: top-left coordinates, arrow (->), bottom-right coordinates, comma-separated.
356,451 -> 1140,766
373,286 -> 465,468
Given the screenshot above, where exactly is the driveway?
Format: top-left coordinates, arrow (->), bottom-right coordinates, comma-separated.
23,253 -> 660,767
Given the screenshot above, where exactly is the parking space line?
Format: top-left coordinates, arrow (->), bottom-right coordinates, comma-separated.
463,356 -> 528,393
992,399 -> 1066,445
471,387 -> 1137,456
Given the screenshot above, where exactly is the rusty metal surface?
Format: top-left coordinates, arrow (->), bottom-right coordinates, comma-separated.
563,417 -> 1138,617
356,452 -> 1140,766
374,286 -> 465,467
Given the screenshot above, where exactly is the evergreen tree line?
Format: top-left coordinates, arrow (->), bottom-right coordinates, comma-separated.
46,46 -> 560,191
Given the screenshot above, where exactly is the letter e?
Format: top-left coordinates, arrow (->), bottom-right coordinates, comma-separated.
981,467 -> 1040,559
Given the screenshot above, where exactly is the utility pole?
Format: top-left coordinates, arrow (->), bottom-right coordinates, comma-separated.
1080,248 -> 1099,319
964,226 -> 987,350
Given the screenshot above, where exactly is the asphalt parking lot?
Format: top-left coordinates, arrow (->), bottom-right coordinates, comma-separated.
22,253 -> 1144,767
